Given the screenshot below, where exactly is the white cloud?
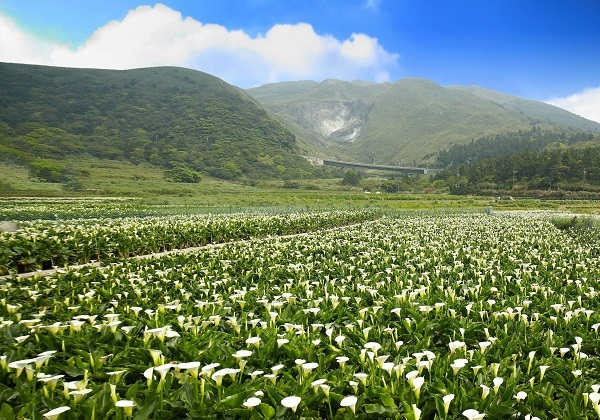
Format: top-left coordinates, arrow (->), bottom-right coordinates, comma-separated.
546,87 -> 600,124
0,4 -> 399,87
0,14 -> 56,64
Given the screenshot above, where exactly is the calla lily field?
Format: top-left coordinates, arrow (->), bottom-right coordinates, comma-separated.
1,204 -> 600,419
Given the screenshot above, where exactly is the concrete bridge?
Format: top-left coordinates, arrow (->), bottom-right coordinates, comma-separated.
322,159 -> 439,175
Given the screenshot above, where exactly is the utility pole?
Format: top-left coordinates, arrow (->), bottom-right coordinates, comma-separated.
512,170 -> 517,189
582,168 -> 587,189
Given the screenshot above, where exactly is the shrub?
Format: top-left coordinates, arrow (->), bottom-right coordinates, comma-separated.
29,159 -> 64,183
164,166 -> 201,183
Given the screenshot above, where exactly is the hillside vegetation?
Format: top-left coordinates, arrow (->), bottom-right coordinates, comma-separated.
436,128 -> 596,167
448,85 -> 600,131
248,78 -> 600,165
2,62 -> 599,200
347,79 -> 534,164
0,63 -> 322,183
249,79 -> 390,152
434,140 -> 600,197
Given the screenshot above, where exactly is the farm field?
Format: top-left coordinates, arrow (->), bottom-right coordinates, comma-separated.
1,206 -> 600,419
3,161 -> 600,214
0,205 -> 377,275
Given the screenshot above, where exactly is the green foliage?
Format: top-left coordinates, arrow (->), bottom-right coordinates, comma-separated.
1,211 -> 599,418
451,85 -> 600,132
0,209 -> 379,274
164,166 -> 201,183
28,159 -> 65,183
550,215 -> 599,231
0,179 -> 14,194
249,78 -> 600,165
248,79 -> 389,107
435,144 -> 600,195
379,175 -> 427,193
213,160 -> 243,180
436,129 -> 595,167
0,63 -> 321,180
341,170 -> 363,186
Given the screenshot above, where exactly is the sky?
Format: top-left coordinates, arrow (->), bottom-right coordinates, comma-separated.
0,0 -> 599,123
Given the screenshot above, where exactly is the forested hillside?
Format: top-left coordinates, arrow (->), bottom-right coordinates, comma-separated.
0,63 -> 320,182
434,142 -> 600,196
436,129 -> 596,167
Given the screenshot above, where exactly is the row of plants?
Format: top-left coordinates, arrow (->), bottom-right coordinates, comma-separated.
1,212 -> 599,418
0,210 -> 379,274
0,198 -> 319,222
0,197 -> 153,222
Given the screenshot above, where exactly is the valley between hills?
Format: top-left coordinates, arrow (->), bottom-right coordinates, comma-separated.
1,62 -> 599,201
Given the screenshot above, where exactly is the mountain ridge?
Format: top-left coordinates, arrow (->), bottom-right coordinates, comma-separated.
1,61 -> 598,182
247,77 -> 600,165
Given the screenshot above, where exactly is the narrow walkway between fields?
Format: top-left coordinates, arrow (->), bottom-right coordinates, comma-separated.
1,219 -> 379,280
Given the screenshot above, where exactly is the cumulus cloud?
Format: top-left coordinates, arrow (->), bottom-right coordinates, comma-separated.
0,4 -> 399,87
547,87 -> 600,124
0,14 -> 56,64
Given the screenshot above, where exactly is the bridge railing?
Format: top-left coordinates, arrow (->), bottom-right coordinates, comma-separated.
322,159 -> 441,174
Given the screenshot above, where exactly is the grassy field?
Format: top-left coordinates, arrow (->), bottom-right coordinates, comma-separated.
1,160 -> 599,214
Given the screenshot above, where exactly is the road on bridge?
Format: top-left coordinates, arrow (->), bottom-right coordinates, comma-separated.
321,159 -> 440,175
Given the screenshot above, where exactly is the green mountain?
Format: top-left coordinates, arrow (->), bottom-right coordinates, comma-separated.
247,79 -> 390,156
245,80 -> 319,104
0,62 -> 318,181
2,62 -> 597,185
447,85 -> 600,132
247,78 -> 600,165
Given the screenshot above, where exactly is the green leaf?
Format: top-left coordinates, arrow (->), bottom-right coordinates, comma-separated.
133,399 -> 157,420
259,403 -> 275,420
0,403 -> 14,420
274,405 -> 288,418
180,383 -> 195,407
364,404 -> 387,414
434,395 -> 446,418
380,394 -> 397,408
63,365 -> 84,377
125,383 -> 140,400
216,393 -> 246,410
488,403 -> 517,418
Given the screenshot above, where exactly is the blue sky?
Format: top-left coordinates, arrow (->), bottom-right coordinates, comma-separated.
1,0 -> 599,122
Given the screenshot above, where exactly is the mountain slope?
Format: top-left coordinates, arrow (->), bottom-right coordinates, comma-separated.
247,78 -> 600,165
247,79 -> 390,150
247,79 -> 389,106
447,85 -> 600,132
0,62 -> 316,180
246,80 -> 319,104
346,79 -> 536,164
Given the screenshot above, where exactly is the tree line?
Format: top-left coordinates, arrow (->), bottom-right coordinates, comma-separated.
436,128 -> 595,167
435,144 -> 600,195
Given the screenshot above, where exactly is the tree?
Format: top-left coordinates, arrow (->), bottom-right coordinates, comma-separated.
214,160 -> 243,180
29,159 -> 64,183
341,170 -> 363,186
164,166 -> 201,183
